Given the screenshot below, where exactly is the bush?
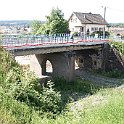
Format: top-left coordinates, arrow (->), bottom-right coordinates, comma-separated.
90,31 -> 110,37
110,41 -> 124,55
0,47 -> 62,119
73,32 -> 79,36
11,80 -> 62,114
40,81 -> 62,114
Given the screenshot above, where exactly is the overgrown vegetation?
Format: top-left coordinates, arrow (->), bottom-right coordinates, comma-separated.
0,47 -> 124,124
94,41 -> 124,78
110,41 -> 124,55
0,47 -> 63,123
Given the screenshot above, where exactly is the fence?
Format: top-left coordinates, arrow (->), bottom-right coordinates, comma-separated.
0,34 -> 109,48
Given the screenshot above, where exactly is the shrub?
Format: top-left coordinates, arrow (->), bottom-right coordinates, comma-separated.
40,81 -> 62,114
6,72 -> 62,114
110,41 -> 124,55
73,32 -> 79,36
90,31 -> 110,37
0,47 -> 62,118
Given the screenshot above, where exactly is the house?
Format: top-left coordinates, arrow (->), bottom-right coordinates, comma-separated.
68,12 -> 108,36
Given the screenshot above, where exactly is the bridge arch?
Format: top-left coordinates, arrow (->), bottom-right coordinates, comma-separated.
40,56 -> 53,76
34,52 -> 75,81
41,59 -> 53,76
46,60 -> 53,75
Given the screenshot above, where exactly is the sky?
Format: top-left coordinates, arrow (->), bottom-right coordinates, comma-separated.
0,0 -> 124,23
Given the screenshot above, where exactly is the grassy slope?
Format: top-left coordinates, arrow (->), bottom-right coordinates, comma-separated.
40,88 -> 124,124
1,80 -> 124,124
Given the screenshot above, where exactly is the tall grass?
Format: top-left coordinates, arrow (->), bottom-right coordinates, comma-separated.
38,88 -> 124,124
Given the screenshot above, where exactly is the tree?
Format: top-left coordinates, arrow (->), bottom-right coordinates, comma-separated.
36,7 -> 69,35
31,20 -> 42,34
36,24 -> 49,35
46,7 -> 69,34
31,8 -> 69,35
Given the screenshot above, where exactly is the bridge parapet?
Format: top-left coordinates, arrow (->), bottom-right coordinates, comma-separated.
0,34 -> 109,49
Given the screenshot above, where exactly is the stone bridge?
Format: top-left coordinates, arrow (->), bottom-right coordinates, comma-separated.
1,35 -> 123,81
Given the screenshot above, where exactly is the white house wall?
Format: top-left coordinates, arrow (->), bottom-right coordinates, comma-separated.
69,14 -> 108,34
69,14 -> 83,32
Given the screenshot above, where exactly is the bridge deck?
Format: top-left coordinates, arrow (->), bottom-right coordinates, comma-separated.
7,42 -> 106,56
0,34 -> 109,56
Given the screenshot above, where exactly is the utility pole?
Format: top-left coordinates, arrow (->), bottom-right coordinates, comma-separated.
103,6 -> 106,39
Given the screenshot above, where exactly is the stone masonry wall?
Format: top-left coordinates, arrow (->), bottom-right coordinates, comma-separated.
105,46 -> 124,72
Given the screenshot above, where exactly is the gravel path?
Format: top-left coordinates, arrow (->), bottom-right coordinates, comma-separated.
75,68 -> 124,87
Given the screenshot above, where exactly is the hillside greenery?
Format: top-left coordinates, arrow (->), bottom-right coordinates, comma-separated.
0,47 -> 124,124
110,41 -> 124,55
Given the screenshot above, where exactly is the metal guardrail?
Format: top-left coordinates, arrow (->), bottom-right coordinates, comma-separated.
0,34 -> 109,48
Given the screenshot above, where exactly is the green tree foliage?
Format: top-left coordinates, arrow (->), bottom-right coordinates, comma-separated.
36,24 -> 47,34
34,7 -> 69,35
31,20 -> 42,34
110,41 -> 124,55
45,7 -> 69,34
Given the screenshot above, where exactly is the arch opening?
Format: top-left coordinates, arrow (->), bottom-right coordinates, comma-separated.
45,60 -> 53,76
75,56 -> 84,70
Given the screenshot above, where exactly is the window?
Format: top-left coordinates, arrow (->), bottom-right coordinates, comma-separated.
99,28 -> 103,31
70,18 -> 77,23
94,61 -> 97,66
75,18 -> 77,23
91,27 -> 95,31
92,27 -> 98,31
80,27 -> 84,32
71,19 -> 73,22
95,27 -> 98,31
